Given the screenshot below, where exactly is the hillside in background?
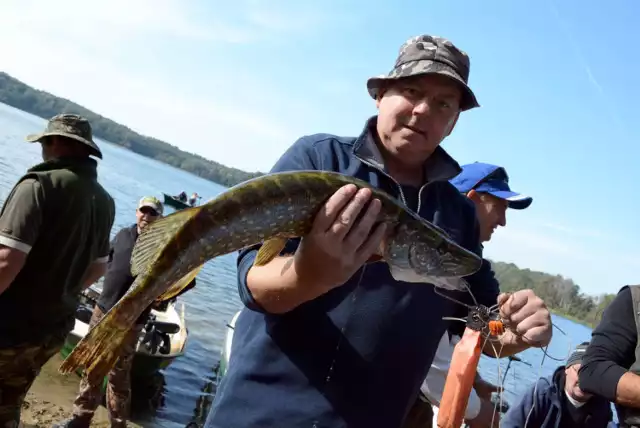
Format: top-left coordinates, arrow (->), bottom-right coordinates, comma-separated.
0,72 -> 263,187
492,260 -> 615,328
0,71 -> 615,328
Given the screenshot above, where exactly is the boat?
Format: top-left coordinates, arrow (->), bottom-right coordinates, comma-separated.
60,284 -> 189,388
216,310 -> 241,380
163,193 -> 191,210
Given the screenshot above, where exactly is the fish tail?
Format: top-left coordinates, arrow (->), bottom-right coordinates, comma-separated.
58,301 -> 139,385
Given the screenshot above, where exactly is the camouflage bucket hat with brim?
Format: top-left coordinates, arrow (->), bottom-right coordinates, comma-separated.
25,113 -> 103,159
367,35 -> 480,112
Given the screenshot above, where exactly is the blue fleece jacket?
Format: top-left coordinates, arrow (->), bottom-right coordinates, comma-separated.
205,116 -> 500,428
502,366 -> 612,428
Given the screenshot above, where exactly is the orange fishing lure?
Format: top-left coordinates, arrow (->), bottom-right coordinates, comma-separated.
488,319 -> 505,336
437,305 -> 504,428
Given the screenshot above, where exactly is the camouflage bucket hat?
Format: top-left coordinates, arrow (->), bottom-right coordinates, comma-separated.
25,113 -> 103,159
367,35 -> 480,112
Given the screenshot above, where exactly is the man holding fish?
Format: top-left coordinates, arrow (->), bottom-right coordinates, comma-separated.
204,34 -> 552,428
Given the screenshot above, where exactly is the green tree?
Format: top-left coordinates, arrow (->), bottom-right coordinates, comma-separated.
0,72 -> 264,187
491,260 -> 616,328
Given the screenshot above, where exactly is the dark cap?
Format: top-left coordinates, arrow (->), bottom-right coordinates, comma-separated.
25,113 -> 103,159
566,342 -> 590,369
367,34 -> 480,111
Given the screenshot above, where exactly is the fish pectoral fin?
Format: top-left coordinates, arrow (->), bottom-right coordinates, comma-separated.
366,254 -> 384,264
366,234 -> 387,264
254,237 -> 288,267
131,207 -> 201,276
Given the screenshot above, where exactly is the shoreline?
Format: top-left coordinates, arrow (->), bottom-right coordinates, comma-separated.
20,354 -> 142,428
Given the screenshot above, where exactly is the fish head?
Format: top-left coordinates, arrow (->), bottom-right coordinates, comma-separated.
383,218 -> 482,290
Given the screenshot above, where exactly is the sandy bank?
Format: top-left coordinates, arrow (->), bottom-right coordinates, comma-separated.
20,353 -> 142,428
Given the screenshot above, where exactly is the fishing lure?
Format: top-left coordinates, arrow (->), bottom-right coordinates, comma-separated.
433,283 -> 571,428
437,304 -> 505,428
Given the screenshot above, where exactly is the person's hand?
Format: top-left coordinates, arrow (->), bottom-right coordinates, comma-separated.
294,184 -> 387,291
466,398 -> 500,428
498,289 -> 552,348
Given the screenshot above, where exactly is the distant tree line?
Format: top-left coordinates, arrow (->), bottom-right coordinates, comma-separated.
0,72 -> 263,187
491,260 -> 617,328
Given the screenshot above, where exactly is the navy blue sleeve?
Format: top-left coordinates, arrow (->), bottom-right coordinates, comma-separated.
107,228 -> 125,264
579,286 -> 636,401
237,136 -> 321,312
501,376 -> 550,428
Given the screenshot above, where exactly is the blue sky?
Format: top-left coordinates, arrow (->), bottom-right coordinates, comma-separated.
0,0 -> 638,296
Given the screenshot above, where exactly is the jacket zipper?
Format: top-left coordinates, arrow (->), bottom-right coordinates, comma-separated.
355,154 -> 428,213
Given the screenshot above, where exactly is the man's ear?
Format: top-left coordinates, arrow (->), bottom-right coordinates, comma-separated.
374,84 -> 388,109
466,189 -> 480,201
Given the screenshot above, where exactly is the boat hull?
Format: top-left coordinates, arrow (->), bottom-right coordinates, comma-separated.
61,287 -> 189,390
163,193 -> 191,210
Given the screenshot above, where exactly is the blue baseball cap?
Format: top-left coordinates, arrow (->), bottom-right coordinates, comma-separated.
450,162 -> 533,210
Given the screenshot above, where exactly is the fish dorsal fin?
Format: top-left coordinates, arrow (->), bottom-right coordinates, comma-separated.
131,207 -> 201,276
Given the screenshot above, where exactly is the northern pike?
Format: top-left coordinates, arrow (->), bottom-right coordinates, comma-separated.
59,170 -> 483,384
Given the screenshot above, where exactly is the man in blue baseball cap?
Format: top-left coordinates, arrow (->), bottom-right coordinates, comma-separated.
450,162 -> 533,242
408,162 -> 534,428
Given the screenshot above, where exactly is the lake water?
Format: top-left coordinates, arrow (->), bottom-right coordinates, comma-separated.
0,102 -> 597,426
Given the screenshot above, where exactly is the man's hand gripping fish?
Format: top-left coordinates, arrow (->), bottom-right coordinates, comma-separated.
58,170 -> 483,385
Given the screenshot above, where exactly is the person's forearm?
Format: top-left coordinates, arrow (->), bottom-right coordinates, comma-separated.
247,255 -> 331,314
616,372 -> 640,408
81,262 -> 107,289
0,246 -> 27,295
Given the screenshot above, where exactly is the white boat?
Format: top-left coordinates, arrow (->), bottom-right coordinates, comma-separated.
61,284 -> 189,385
217,310 -> 241,380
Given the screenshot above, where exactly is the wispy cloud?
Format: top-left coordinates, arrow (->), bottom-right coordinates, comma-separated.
539,222 -> 608,240
0,0 -> 350,171
546,0 -> 628,139
485,217 -> 638,295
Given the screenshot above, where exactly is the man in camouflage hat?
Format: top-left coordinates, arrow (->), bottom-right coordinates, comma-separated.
0,113 -> 115,427
26,113 -> 104,159
205,35 -> 551,428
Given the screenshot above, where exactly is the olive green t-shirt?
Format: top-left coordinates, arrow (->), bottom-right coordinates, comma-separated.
0,157 -> 115,346
0,178 -> 109,261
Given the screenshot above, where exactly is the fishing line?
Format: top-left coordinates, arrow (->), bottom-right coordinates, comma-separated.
522,321 -> 573,428
439,282 -> 575,428
433,285 -> 474,309
322,265 -> 367,386
486,339 -> 505,428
